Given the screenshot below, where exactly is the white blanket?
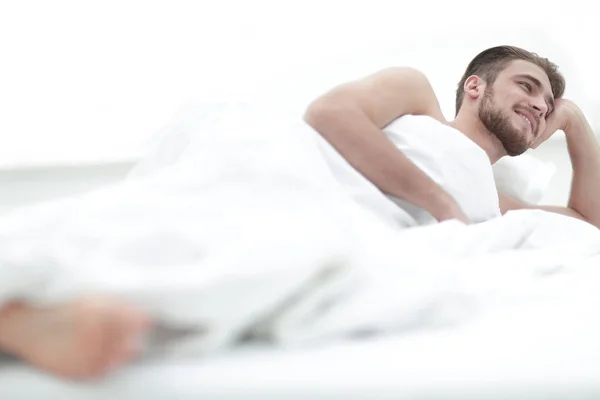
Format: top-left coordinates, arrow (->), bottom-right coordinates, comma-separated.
1,103 -> 599,359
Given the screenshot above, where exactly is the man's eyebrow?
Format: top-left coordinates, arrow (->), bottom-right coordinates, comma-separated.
516,74 -> 555,113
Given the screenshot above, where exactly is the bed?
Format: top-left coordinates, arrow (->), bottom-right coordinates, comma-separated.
2,292 -> 600,400
0,105 -> 597,399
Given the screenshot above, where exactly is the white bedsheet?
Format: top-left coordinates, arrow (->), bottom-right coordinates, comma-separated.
1,103 -> 600,393
2,297 -> 600,400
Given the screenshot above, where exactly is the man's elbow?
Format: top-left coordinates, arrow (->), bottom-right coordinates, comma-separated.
571,209 -> 599,229
303,99 -> 325,130
304,97 -> 349,134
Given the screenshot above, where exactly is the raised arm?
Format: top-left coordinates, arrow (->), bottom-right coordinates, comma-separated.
500,99 -> 600,229
304,67 -> 469,223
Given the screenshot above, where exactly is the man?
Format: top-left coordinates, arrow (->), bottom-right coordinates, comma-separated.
0,45 -> 599,382
304,45 -> 600,228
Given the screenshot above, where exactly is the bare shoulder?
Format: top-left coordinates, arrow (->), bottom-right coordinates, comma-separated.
307,66 -> 447,129
365,67 -> 446,121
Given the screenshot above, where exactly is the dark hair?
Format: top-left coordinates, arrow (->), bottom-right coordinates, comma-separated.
455,45 -> 566,116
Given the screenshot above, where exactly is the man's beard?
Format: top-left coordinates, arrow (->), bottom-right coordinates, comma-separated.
478,88 -> 530,157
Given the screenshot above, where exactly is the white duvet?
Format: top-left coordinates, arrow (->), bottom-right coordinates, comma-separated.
0,103 -> 599,359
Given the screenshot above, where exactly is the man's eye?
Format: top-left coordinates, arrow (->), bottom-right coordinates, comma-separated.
520,82 -> 532,91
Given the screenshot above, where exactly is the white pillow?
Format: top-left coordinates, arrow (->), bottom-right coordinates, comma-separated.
492,154 -> 557,204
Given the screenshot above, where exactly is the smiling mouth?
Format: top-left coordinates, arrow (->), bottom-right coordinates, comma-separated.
515,111 -> 534,132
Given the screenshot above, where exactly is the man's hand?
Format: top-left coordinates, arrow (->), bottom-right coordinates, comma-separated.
531,99 -> 580,148
428,193 -> 471,224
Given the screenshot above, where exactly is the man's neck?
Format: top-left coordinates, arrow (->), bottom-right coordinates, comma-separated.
448,113 -> 505,164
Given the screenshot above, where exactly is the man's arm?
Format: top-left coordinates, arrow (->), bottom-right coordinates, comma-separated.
304,67 -> 469,223
500,100 -> 600,229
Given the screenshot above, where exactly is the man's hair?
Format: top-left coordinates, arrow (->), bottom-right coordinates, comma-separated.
454,45 -> 566,116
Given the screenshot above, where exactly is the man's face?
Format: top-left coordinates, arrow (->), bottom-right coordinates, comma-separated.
477,60 -> 555,156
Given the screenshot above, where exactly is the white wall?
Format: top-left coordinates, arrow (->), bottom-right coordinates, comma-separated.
1,0 -> 598,168
0,0 -> 595,215
0,162 -> 133,216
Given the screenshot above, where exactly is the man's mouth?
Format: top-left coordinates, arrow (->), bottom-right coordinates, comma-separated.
515,110 -> 536,133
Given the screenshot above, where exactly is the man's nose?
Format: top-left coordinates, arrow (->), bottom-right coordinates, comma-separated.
531,97 -> 548,117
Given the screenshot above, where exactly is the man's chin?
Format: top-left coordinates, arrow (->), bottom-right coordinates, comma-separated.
499,135 -> 529,156
505,144 -> 529,157
510,126 -> 533,147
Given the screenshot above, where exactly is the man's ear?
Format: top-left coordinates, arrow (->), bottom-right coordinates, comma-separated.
464,75 -> 485,100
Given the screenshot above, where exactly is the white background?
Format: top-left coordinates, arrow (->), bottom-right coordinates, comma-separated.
0,0 -> 598,168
